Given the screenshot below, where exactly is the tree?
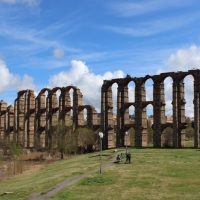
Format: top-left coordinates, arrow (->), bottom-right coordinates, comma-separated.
75,128 -> 96,154
163,127 -> 173,147
9,141 -> 22,175
185,127 -> 194,140
185,119 -> 194,140
47,122 -> 77,159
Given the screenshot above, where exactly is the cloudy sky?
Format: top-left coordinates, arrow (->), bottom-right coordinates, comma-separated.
0,0 -> 200,117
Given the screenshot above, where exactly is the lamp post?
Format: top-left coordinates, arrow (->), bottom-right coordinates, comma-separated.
125,132 -> 128,154
99,132 -> 104,174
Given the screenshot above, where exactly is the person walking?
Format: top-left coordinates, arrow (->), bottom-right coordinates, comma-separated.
128,153 -> 131,163
125,153 -> 131,164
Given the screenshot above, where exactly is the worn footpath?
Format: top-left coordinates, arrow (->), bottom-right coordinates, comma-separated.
27,152 -> 123,200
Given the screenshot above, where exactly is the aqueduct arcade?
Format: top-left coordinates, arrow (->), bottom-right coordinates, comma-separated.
0,86 -> 99,149
101,69 -> 200,149
0,69 -> 200,150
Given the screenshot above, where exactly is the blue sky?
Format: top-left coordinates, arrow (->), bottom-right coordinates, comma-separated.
0,0 -> 200,116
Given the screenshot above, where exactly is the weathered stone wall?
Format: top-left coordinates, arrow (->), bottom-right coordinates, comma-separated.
101,70 -> 200,149
0,87 -> 99,149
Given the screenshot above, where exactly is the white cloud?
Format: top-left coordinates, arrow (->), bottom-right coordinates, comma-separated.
53,48 -> 65,59
0,60 -> 13,93
154,45 -> 200,117
167,45 -> 200,71
49,60 -> 125,112
14,74 -> 37,91
0,59 -> 37,93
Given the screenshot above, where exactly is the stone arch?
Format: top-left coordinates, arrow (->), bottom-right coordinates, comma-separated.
63,86 -> 83,128
76,105 -> 98,129
49,87 -> 62,125
35,88 -> 51,148
163,72 -> 187,147
125,104 -> 135,146
101,79 -> 121,149
116,78 -> 136,148
14,90 -> 35,148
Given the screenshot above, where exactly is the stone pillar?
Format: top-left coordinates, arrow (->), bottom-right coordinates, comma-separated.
177,80 -> 186,147
39,91 -> 46,148
101,82 -> 107,149
120,84 -> 129,146
22,90 -> 34,148
100,81 -> 115,149
14,99 -> 17,142
51,91 -> 59,125
35,89 -> 50,148
106,85 -> 115,148
116,84 -> 123,147
134,78 -> 147,147
26,90 -> 35,148
86,105 -> 98,128
7,105 -> 14,142
16,91 -> 25,146
172,80 -> 178,147
35,96 -> 39,148
153,79 -> 166,147
172,79 -> 186,147
63,88 -> 72,126
0,100 -> 7,141
73,88 -> 84,127
194,76 -> 200,147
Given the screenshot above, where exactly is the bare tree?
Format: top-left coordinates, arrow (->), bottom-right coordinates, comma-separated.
47,122 -> 77,159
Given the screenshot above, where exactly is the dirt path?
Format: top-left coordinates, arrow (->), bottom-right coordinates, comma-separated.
27,153 -> 121,200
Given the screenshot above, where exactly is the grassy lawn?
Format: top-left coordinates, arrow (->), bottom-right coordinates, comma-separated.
52,145 -> 200,199
1,141 -> 200,200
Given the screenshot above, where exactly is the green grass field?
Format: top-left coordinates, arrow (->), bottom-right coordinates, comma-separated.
52,147 -> 200,200
1,141 -> 200,200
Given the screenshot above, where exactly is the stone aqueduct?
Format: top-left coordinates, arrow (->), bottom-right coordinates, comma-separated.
0,86 -> 99,149
0,69 -> 200,149
101,69 -> 200,149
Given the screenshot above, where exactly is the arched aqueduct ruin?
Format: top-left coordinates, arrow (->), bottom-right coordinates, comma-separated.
0,69 -> 200,149
0,86 -> 99,149
101,69 -> 200,149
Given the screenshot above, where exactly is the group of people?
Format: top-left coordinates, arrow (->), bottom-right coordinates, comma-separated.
114,152 -> 131,164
